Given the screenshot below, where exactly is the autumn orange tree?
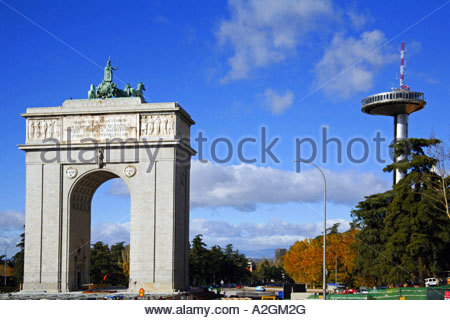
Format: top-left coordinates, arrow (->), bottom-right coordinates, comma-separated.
282,227 -> 358,287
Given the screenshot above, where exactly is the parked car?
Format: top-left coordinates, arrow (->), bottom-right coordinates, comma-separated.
336,287 -> 346,294
425,278 -> 437,287
344,288 -> 357,294
236,284 -> 242,289
256,286 -> 265,292
208,285 -> 219,291
357,287 -> 369,294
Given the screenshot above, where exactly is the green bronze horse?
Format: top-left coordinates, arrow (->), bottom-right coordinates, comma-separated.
96,80 -> 116,98
131,82 -> 146,98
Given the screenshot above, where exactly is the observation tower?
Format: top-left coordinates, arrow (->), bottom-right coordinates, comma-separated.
361,42 -> 426,184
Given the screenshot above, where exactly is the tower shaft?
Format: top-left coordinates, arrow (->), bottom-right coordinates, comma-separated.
394,113 -> 408,184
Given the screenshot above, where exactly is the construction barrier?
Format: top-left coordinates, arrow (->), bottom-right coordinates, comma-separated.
261,295 -> 277,300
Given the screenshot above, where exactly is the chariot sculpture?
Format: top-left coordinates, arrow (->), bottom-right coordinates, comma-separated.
88,58 -> 146,101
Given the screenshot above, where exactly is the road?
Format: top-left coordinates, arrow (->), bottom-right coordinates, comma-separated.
222,286 -> 282,298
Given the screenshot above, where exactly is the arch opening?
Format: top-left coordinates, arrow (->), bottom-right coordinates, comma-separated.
68,170 -> 131,291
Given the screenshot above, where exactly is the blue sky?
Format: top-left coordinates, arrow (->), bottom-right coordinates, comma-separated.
0,0 -> 449,258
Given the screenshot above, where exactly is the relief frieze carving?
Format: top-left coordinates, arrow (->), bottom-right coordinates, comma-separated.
27,118 -> 61,140
26,112 -> 189,144
140,114 -> 175,137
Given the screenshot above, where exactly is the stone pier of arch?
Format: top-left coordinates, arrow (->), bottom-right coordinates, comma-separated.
18,97 -> 195,293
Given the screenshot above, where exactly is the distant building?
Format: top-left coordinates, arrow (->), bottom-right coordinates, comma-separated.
274,248 -> 287,264
247,259 -> 256,272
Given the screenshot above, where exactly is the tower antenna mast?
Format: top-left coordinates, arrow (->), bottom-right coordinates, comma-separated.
400,42 -> 406,89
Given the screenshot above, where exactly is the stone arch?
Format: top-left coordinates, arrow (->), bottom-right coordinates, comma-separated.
20,98 -> 195,293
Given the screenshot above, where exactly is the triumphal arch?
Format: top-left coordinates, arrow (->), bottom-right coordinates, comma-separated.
18,60 -> 195,292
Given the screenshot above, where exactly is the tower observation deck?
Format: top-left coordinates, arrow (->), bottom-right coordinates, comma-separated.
361,43 -> 426,184
361,90 -> 425,116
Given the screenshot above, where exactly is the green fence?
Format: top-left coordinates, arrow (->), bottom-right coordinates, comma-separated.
426,287 -> 448,300
328,294 -> 368,300
326,286 -> 448,300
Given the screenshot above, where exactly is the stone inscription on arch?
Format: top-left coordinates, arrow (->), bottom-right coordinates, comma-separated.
63,114 -> 138,141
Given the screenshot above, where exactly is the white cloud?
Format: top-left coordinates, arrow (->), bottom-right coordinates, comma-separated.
0,235 -> 21,257
314,30 -> 397,98
347,10 -> 370,29
217,0 -> 332,81
0,211 -> 24,257
109,161 -> 389,211
426,77 -> 439,84
190,161 -> 389,211
154,16 -> 171,24
191,218 -> 350,256
263,88 -> 294,114
91,221 -> 129,245
191,219 -> 243,238
108,179 -> 129,196
0,211 -> 25,231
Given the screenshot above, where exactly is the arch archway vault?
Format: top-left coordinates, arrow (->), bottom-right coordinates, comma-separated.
19,98 -> 195,293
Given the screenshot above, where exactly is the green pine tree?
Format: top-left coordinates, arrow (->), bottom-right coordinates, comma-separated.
351,191 -> 393,286
382,138 -> 450,284
90,241 -> 112,284
189,234 -> 210,286
352,138 -> 450,286
12,231 -> 25,284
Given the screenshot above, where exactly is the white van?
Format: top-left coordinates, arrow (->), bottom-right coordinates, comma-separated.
425,278 -> 437,287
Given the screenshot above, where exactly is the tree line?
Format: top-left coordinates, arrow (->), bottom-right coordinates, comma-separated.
89,241 -> 129,286
0,232 -> 25,288
189,234 -> 251,286
5,234 -> 260,289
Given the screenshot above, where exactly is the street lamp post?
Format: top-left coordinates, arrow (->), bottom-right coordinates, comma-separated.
4,245 -> 8,287
293,160 -> 327,300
